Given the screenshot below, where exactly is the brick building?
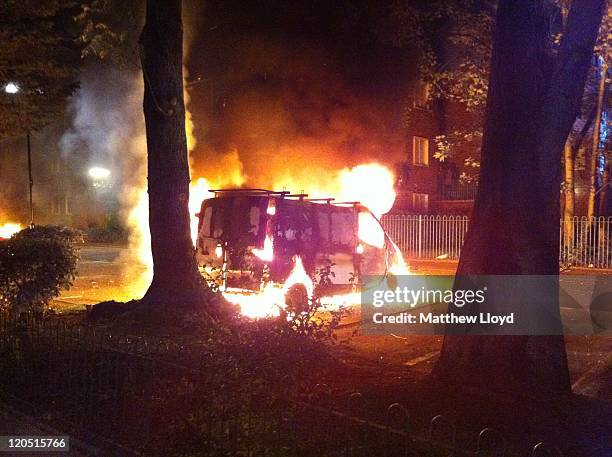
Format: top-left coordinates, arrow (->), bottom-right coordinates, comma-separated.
393,81 -> 480,215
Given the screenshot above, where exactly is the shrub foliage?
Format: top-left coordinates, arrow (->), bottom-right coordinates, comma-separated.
0,226 -> 81,313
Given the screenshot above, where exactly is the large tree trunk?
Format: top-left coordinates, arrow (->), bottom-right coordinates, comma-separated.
139,0 -> 210,308
436,0 -> 603,395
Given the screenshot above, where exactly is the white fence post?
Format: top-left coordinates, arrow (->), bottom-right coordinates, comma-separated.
417,215 -> 423,258
380,214 -> 612,269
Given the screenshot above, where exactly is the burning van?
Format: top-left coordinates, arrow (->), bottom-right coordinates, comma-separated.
195,189 -> 386,290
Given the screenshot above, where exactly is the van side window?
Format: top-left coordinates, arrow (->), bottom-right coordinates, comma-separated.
201,206 -> 213,237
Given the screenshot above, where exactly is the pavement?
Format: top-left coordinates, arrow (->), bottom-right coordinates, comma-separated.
406,257 -> 459,275
0,402 -> 94,457
407,257 -> 612,275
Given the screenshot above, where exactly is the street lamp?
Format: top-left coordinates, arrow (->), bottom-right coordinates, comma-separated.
88,167 -> 111,181
88,167 -> 111,191
4,82 -> 34,227
4,82 -> 19,94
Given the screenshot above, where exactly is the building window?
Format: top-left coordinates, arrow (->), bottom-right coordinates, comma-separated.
413,193 -> 429,212
64,195 -> 72,215
51,195 -> 71,215
52,197 -> 62,215
412,81 -> 430,108
413,136 -> 429,166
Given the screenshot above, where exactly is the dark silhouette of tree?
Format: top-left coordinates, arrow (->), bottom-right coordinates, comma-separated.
77,0 -> 143,66
0,1 -> 83,137
139,0 -> 212,309
436,0 -> 604,394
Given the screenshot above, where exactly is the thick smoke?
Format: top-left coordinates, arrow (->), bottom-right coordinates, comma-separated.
60,66 -> 151,294
183,0 -> 205,157
188,35 -> 409,197
56,4 -> 410,297
60,67 -> 146,190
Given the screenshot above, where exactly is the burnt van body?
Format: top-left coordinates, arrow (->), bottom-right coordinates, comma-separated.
195,190 -> 381,288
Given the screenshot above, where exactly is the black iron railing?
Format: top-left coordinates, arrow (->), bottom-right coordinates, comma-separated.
439,182 -> 479,200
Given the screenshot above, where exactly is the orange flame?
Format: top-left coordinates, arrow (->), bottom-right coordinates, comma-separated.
273,163 -> 397,248
388,239 -> 410,275
339,163 -> 396,216
223,283 -> 284,318
202,162 -> 407,317
266,199 -> 277,215
124,148 -> 406,315
222,255 -> 315,318
189,178 -> 212,245
281,255 -> 314,299
123,189 -> 153,297
222,255 -> 367,319
0,222 -> 22,239
338,163 -> 395,248
252,234 -> 274,262
251,199 -> 276,262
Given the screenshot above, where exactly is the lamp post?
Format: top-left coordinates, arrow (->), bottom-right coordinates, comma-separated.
4,82 -> 34,227
27,131 -> 33,227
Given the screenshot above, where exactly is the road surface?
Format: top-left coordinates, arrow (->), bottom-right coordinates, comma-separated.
53,244 -> 148,311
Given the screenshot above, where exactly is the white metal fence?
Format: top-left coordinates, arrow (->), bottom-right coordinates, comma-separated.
381,214 -> 612,269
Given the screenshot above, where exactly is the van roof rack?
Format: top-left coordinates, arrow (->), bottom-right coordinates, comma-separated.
285,193 -> 309,199
333,201 -> 362,206
306,198 -> 335,203
209,188 -> 291,197
207,189 -> 362,207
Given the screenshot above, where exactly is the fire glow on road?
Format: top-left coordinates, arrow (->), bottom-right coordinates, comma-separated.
0,222 -> 22,239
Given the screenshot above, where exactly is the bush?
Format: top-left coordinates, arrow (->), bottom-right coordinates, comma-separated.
0,226 -> 81,314
85,215 -> 126,243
